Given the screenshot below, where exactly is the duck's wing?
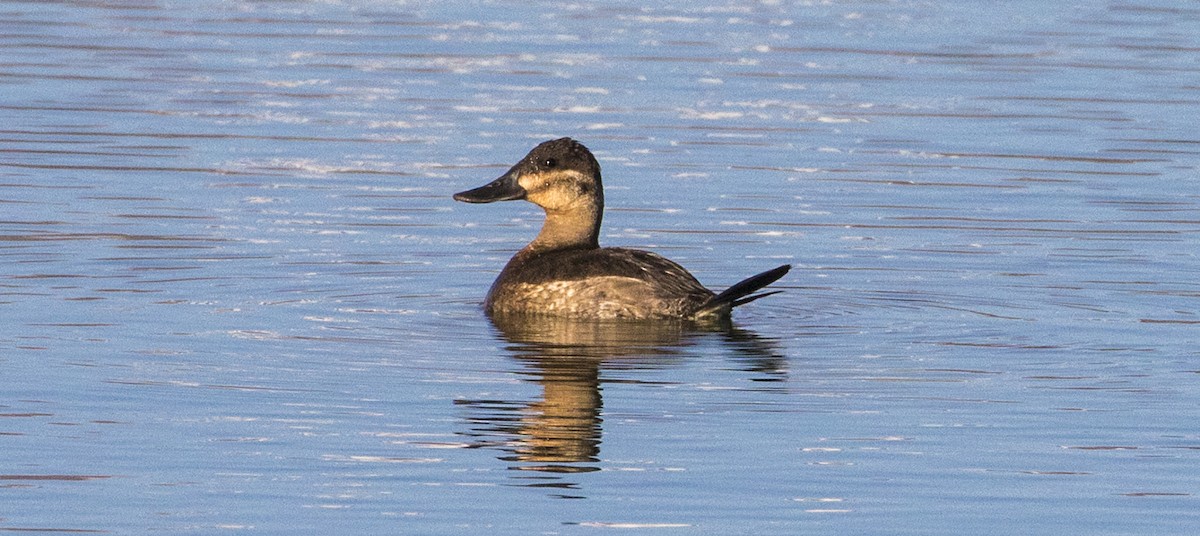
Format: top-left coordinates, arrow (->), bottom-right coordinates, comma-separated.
512,247 -> 713,298
569,247 -> 708,288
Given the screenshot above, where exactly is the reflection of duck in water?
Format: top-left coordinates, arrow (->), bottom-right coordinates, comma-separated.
454,137 -> 790,321
459,318 -> 691,482
501,356 -> 602,472
457,315 -> 790,495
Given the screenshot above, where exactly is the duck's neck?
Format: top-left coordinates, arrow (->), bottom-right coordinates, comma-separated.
525,199 -> 603,254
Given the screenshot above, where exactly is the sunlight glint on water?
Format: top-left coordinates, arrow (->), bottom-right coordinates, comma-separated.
1,1 -> 1197,534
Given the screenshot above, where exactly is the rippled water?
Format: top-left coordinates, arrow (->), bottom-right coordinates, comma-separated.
2,1 -> 1198,534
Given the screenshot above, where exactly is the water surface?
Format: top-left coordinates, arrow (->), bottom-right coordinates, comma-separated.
2,1 -> 1198,534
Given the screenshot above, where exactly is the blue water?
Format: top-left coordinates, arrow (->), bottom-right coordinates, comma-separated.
2,1 -> 1197,534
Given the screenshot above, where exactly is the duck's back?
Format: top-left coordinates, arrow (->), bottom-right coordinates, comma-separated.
485,247 -> 715,319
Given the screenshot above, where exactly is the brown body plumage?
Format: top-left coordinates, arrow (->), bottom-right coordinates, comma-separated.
454,138 -> 789,320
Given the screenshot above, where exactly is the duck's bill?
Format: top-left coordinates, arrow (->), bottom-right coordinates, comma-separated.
453,171 -> 527,203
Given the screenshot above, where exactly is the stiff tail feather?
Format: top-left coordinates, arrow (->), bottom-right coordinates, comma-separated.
695,264 -> 791,315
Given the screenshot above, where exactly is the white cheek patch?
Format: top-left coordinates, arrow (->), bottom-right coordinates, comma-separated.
520,170 -> 594,210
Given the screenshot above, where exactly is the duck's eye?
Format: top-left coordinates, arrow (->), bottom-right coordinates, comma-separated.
542,158 -> 557,169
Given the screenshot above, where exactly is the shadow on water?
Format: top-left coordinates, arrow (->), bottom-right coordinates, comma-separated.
455,314 -> 787,498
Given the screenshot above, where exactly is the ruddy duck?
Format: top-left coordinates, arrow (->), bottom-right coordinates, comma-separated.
454,138 -> 790,321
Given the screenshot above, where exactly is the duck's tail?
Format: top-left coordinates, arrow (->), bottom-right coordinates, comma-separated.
694,264 -> 791,317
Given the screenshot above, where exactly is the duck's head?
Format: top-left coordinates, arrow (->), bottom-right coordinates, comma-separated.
453,137 -> 603,213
